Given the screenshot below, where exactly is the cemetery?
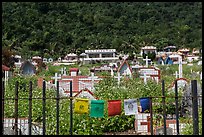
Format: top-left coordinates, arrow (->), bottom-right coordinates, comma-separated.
2,50 -> 202,135
2,2 -> 202,135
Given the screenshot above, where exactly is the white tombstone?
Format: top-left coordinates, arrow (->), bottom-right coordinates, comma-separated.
51,73 -> 61,87
143,56 -> 151,67
178,57 -> 183,78
140,72 -> 150,84
48,58 -> 53,63
88,72 -> 99,91
114,72 -> 122,87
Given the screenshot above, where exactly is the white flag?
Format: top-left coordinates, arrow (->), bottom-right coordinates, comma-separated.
124,99 -> 138,115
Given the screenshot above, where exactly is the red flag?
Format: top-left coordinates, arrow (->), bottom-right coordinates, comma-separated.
108,100 -> 121,116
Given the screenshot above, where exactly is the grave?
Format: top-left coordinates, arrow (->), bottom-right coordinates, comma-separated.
3,118 -> 42,135
51,73 -> 61,87
114,72 -> 123,87
155,126 -> 173,135
138,67 -> 160,83
20,61 -> 36,75
140,72 -> 150,84
180,81 -> 202,117
178,56 -> 183,78
169,78 -> 189,91
135,112 -> 150,133
74,88 -> 98,100
117,59 -> 132,77
143,56 -> 151,67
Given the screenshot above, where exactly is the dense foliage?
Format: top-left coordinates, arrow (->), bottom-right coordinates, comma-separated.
2,2 -> 202,60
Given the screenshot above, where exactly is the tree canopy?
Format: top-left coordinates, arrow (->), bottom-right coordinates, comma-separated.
2,2 -> 202,60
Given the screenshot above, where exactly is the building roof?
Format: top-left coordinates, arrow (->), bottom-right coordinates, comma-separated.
85,49 -> 116,53
117,59 -> 132,73
164,46 -> 176,50
32,56 -> 42,59
141,46 -> 157,50
2,65 -> 10,71
69,68 -> 79,72
178,48 -> 190,52
66,53 -> 78,57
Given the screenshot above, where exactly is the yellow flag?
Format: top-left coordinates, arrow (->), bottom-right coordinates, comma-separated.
74,98 -> 89,114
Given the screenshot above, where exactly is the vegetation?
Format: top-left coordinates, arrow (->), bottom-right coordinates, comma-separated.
2,2 -> 202,61
3,63 -> 202,135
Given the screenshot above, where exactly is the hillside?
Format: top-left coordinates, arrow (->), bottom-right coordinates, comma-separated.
2,2 -> 202,60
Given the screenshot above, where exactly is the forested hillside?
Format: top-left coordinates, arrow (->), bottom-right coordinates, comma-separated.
2,2 -> 202,60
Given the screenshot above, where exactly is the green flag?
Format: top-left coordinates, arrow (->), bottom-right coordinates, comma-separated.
90,100 -> 104,118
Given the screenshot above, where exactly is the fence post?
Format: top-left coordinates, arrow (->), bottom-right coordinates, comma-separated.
174,80 -> 179,135
70,81 -> 73,135
28,81 -> 32,135
14,81 -> 19,135
56,81 -> 59,135
149,97 -> 154,135
42,80 -> 46,135
191,80 -> 199,135
2,81 -> 5,135
162,80 -> 166,135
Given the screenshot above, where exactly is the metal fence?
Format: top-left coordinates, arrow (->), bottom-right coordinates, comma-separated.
1,80 -> 201,135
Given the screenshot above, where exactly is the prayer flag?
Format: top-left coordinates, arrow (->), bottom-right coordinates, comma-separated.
124,99 -> 138,115
139,97 -> 150,113
74,98 -> 89,114
90,100 -> 104,118
108,100 -> 121,116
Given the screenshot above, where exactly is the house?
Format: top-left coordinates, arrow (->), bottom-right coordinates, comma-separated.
177,48 -> 190,57
20,61 -> 36,75
82,49 -> 119,63
32,56 -> 42,66
117,60 -> 133,77
140,46 -> 157,56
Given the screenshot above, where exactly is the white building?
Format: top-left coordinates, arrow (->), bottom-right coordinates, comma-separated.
64,53 -> 78,63
82,49 -> 118,63
140,46 -> 157,56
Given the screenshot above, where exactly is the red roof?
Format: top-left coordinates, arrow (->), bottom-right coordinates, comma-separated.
69,68 -> 79,72
2,65 -> 10,71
